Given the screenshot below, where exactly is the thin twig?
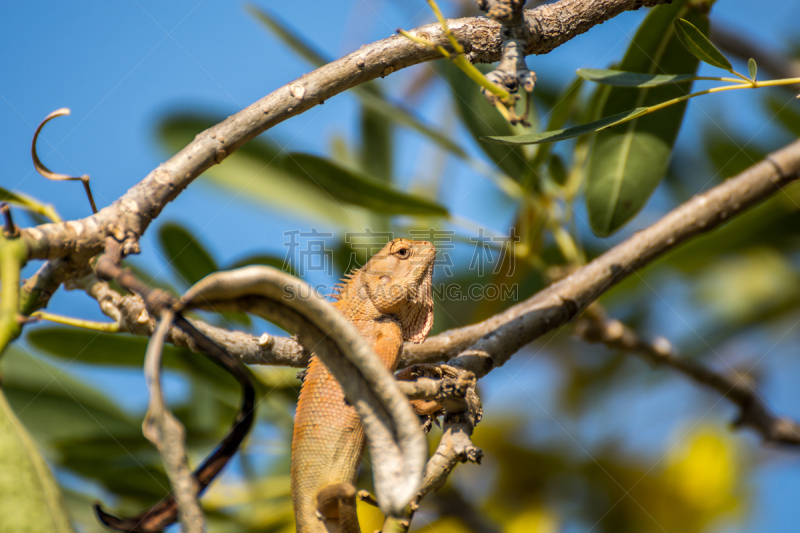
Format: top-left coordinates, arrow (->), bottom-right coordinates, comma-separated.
142,310 -> 205,533
30,310 -> 119,332
573,305 -> 800,445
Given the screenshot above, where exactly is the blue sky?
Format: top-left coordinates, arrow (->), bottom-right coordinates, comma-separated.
3,1 -> 800,531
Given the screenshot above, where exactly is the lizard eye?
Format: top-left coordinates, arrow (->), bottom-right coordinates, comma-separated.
396,247 -> 411,259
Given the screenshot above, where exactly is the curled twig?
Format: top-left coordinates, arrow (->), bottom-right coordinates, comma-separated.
31,108 -> 98,214
573,304 -> 800,445
179,265 -> 427,517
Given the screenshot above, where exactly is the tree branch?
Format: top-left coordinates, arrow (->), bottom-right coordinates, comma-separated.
75,272 -> 310,367
78,137 -> 800,379
425,138 -> 800,378
141,311 -> 205,533
573,304 -> 800,445
18,0 -> 668,266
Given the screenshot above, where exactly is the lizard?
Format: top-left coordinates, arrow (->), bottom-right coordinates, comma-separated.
291,237 -> 436,533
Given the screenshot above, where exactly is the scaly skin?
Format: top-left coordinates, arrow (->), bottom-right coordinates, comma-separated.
291,238 -> 435,533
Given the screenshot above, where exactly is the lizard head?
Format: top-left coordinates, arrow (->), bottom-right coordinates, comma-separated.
336,238 -> 435,343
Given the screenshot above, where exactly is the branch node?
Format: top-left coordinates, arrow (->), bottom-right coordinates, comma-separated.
475,0 -> 536,125
258,332 -> 274,348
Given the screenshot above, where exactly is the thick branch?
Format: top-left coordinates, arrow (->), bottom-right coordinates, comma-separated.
573,305 -> 800,445
427,139 -> 800,378
76,273 -> 309,366
79,138 -> 800,381
19,0 -> 668,265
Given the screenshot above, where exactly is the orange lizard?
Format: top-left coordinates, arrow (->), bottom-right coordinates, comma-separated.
291,238 -> 436,533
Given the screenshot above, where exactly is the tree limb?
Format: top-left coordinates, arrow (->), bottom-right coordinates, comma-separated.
18,0 -> 669,267
75,272 -> 310,367
573,304 -> 800,445
76,137 -> 800,378
430,138 -> 800,378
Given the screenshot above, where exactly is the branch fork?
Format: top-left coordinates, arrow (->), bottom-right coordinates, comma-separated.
476,0 -> 536,125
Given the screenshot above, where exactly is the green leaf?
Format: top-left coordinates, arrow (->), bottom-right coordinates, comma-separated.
360,103 -> 393,182
2,349 -> 134,443
355,89 -> 466,160
704,129 -> 766,179
282,153 -> 449,216
246,4 -> 327,67
765,95 -> 800,137
158,222 -> 218,287
528,76 -> 585,174
543,77 -> 585,133
585,2 -> 707,236
444,62 -> 531,181
0,387 -> 75,533
158,114 -> 352,226
577,68 -> 697,87
674,17 -> 733,72
482,107 -> 649,145
0,188 -> 41,211
1,348 -> 167,504
27,327 -> 176,368
748,58 -> 757,80
2,347 -> 235,506
26,327 -> 239,392
549,154 -> 567,185
246,4 -> 465,159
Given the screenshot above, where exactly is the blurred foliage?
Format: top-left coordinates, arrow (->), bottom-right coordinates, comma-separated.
4,1 -> 800,532
585,0 -> 705,236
